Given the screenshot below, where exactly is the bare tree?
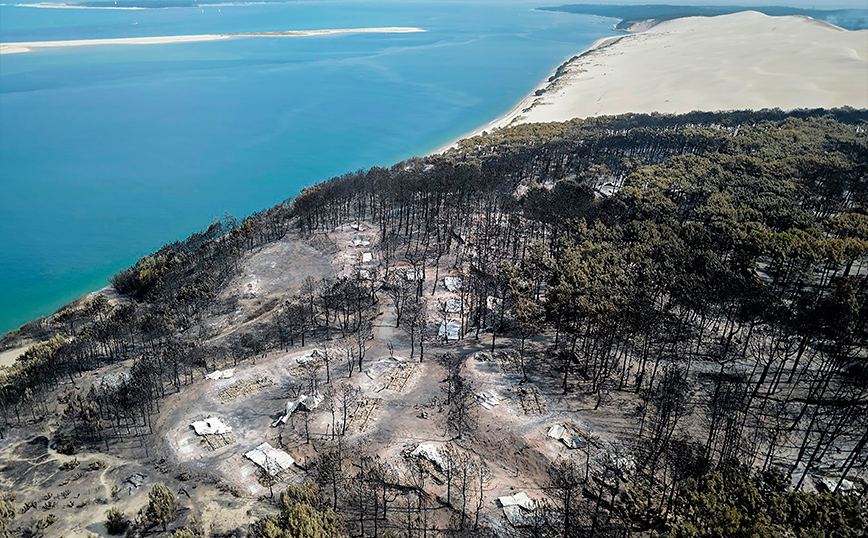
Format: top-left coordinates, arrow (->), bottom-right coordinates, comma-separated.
548,458 -> 584,538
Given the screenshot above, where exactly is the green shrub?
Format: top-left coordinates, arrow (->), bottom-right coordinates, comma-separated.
105,507 -> 128,535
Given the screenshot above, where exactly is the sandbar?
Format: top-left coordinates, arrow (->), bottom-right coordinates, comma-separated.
0,27 -> 425,54
441,11 -> 868,150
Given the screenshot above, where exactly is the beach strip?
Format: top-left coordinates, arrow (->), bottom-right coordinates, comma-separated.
0,27 -> 425,54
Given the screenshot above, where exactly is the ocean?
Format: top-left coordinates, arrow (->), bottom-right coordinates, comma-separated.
0,0 -> 617,334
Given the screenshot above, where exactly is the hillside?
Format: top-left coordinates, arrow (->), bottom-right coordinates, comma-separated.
1,108 -> 867,537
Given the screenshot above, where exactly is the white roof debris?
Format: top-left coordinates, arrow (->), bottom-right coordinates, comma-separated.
123,473 -> 147,495
498,491 -> 536,510
204,368 -> 235,380
595,182 -> 619,198
411,443 -> 448,471
100,371 -> 129,388
191,417 -> 232,436
503,505 -> 542,527
547,425 -> 565,439
297,350 -> 323,364
438,321 -> 460,340
244,442 -> 295,476
272,393 -> 323,427
816,476 -> 855,492
404,268 -> 424,281
444,276 -> 462,292
472,351 -> 493,362
350,222 -> 366,231
361,252 -> 373,263
499,492 -> 539,527
476,389 -> 502,409
444,299 -> 463,313
351,238 -> 371,247
614,456 -> 636,480
547,423 -> 587,449
359,269 -> 372,280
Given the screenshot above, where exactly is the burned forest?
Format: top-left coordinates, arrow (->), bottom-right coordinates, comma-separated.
1,108 -> 867,538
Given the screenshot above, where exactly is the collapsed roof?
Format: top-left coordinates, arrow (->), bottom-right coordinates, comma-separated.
444,276 -> 462,292
476,389 -> 502,409
404,267 -> 424,281
498,492 -> 540,527
411,443 -> 449,471
498,491 -> 535,510
244,442 -> 295,477
204,368 -> 235,380
191,417 -> 232,436
815,476 -> 855,493
297,350 -> 323,364
444,299 -> 463,313
438,321 -> 460,340
272,392 -> 323,427
547,424 -> 588,449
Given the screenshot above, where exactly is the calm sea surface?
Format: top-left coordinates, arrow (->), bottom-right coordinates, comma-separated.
0,0 -> 616,334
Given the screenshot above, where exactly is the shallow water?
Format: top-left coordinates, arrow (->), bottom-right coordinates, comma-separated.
0,0 -> 616,333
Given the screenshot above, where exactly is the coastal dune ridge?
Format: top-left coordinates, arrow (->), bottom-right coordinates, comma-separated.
440,11 -> 868,151
0,26 -> 425,54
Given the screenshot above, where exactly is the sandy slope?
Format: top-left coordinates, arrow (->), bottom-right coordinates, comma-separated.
449,11 -> 867,145
0,27 -> 425,54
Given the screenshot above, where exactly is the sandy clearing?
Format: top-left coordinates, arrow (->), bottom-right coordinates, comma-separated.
0,342 -> 31,368
438,11 -> 867,152
0,27 -> 426,54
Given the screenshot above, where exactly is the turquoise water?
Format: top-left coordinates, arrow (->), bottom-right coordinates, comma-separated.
0,0 -> 616,334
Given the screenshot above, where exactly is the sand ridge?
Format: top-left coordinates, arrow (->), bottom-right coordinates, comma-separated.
0,26 -> 426,54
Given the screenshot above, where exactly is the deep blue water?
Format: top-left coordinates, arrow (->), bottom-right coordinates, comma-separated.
0,0 -> 617,334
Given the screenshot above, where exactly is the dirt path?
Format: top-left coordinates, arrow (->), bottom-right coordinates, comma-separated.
371,295 -> 403,358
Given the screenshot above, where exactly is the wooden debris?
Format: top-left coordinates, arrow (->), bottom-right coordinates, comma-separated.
518,384 -> 546,414
382,362 -> 417,392
416,456 -> 446,484
404,444 -> 447,484
346,397 -> 380,432
289,351 -> 326,377
202,432 -> 235,451
548,422 -> 597,449
496,350 -> 521,375
218,376 -> 275,402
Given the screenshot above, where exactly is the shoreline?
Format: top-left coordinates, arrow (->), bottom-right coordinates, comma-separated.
0,27 -> 425,54
433,11 -> 868,154
431,34 -> 624,155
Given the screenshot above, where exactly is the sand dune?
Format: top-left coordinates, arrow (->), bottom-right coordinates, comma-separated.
452,11 -> 867,144
0,27 -> 425,54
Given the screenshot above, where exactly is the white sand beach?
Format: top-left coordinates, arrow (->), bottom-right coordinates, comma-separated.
0,27 -> 425,54
445,11 -> 867,148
